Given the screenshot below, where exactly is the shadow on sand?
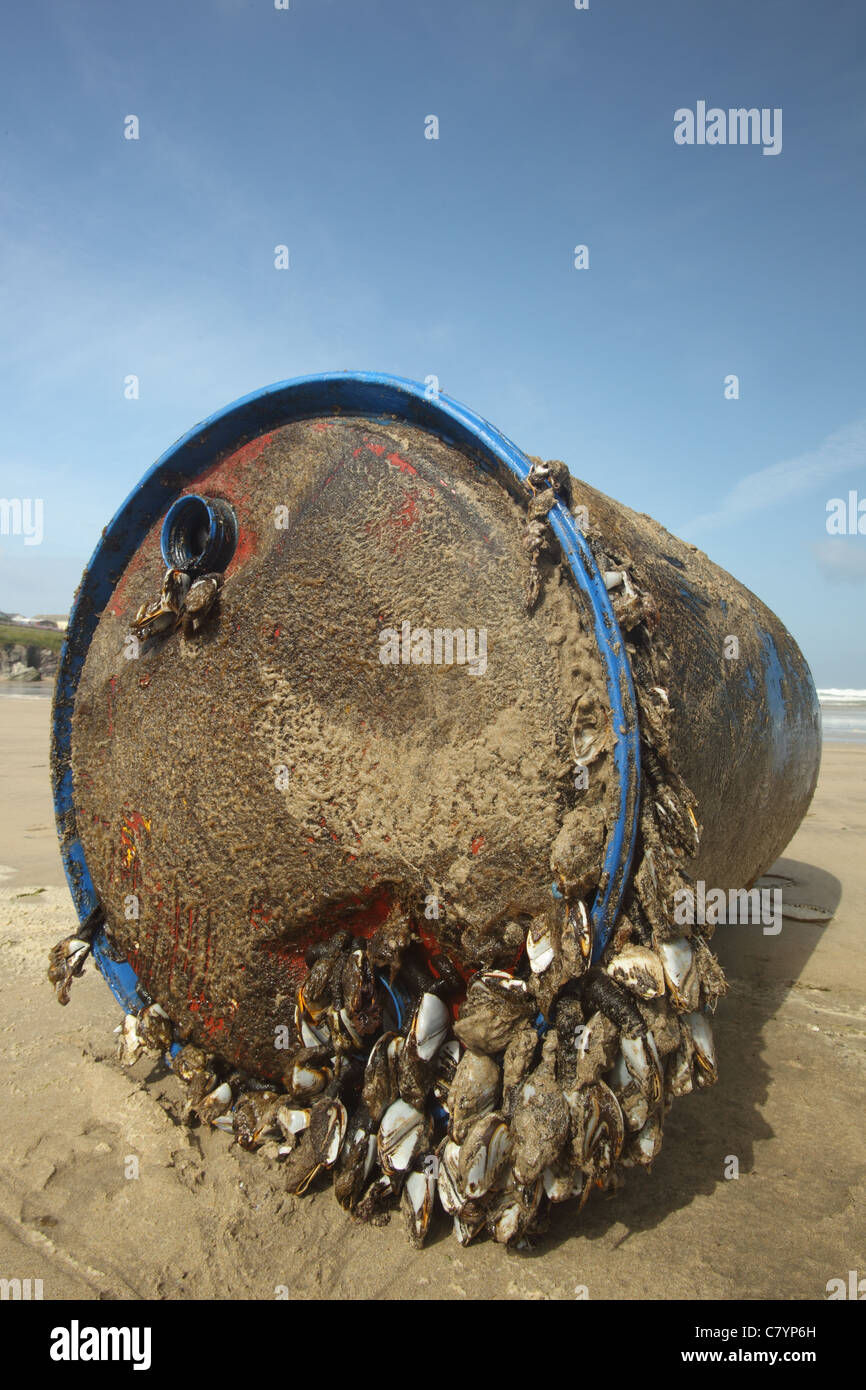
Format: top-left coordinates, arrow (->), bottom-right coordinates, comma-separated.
520,855 -> 842,1259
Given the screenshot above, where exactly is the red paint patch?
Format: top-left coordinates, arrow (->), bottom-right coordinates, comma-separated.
416,920 -> 473,995
470,834 -> 485,855
231,527 -> 258,568
387,452 -> 417,476
416,920 -> 440,958
363,485 -> 423,553
175,431 -> 279,573
250,904 -> 274,931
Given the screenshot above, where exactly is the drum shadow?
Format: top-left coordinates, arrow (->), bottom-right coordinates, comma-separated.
531,855 -> 842,1256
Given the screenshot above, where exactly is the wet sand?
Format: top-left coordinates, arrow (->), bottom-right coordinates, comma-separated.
0,693 -> 863,1300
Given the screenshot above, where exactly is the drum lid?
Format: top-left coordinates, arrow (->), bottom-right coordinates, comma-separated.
69,413 -> 616,1076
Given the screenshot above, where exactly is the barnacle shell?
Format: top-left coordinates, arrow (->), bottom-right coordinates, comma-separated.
606,945 -> 665,1000
447,1048 -> 501,1143
453,972 -> 533,1054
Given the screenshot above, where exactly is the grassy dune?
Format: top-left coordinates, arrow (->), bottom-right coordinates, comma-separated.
0,623 -> 64,651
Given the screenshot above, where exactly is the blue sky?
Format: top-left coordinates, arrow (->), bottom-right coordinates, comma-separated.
1,0 -> 864,683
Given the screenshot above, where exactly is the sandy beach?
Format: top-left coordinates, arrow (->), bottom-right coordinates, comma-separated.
0,692 -> 863,1301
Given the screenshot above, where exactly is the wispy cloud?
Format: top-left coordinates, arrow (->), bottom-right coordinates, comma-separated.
685,418 -> 866,534
812,538 -> 866,584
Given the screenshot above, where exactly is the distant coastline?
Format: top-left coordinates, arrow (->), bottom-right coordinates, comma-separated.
816,690 -> 866,744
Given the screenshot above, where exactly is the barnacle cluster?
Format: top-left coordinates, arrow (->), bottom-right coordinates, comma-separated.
131,567 -> 223,642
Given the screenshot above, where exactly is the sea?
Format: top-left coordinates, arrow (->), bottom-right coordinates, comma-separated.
0,682 -> 54,698
816,690 -> 866,744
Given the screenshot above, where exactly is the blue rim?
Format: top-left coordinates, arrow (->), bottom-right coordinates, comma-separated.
51,372 -> 641,1014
